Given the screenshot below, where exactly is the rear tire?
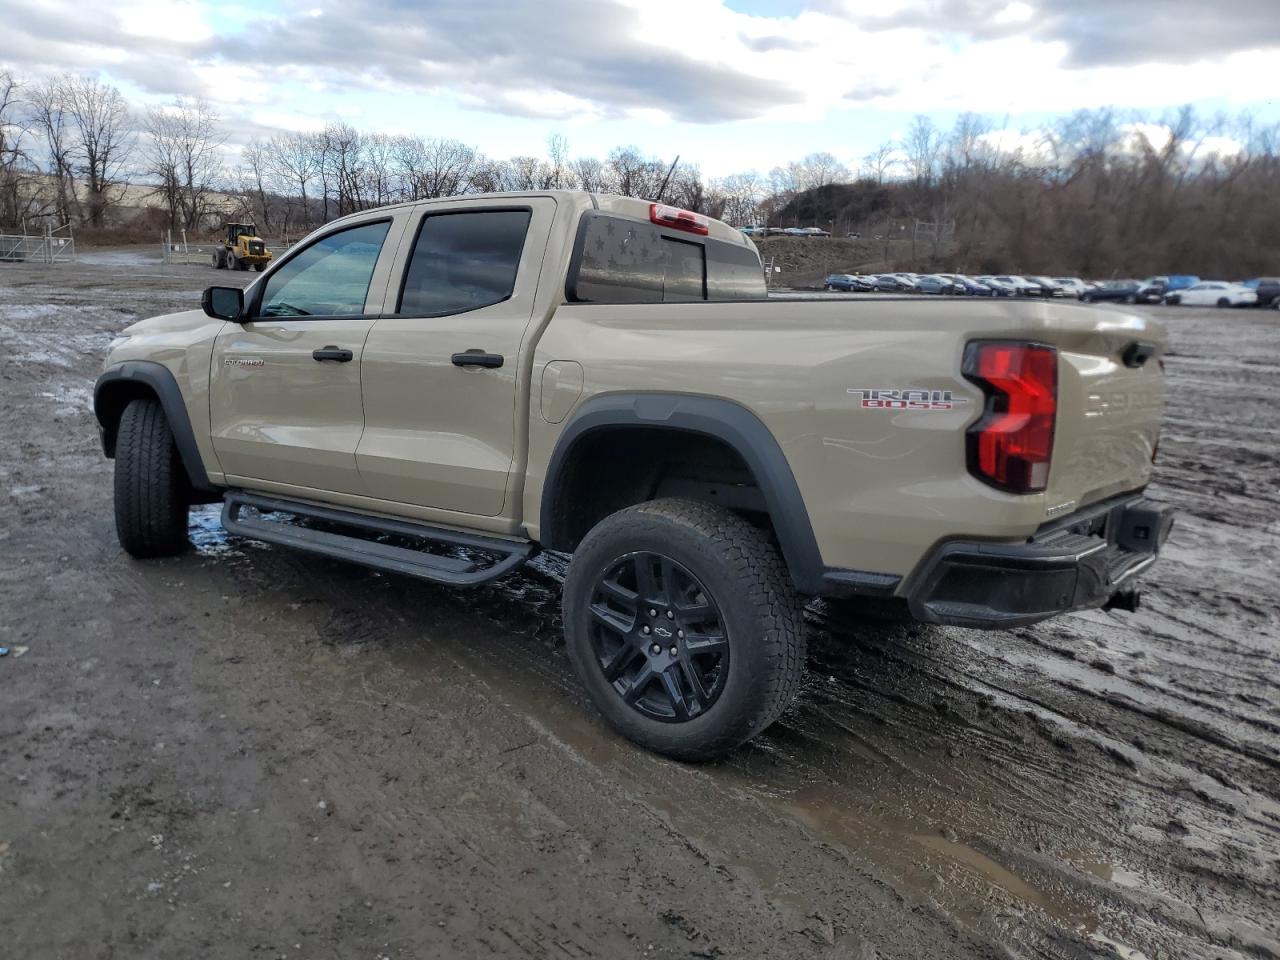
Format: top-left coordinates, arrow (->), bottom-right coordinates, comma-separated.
113,398 -> 190,558
1124,294 -> 1137,304
211,251 -> 222,269
563,498 -> 805,761
1217,297 -> 1230,308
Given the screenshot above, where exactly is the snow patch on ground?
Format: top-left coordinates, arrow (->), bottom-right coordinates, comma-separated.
39,382 -> 94,416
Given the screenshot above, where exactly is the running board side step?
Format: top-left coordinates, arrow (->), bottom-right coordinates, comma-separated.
221,491 -> 536,586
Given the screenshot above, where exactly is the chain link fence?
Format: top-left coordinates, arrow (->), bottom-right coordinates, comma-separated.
0,225 -> 76,264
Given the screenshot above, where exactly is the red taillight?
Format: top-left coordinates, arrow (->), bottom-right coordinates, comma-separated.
650,203 -> 709,235
963,342 -> 1058,493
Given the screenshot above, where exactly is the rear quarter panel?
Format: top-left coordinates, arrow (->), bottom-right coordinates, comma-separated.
525,297 -> 1166,579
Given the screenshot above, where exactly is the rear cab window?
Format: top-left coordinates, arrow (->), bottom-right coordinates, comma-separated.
567,212 -> 765,303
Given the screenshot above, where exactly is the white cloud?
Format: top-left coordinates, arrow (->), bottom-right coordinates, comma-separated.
994,1 -> 1034,24
115,0 -> 213,42
0,0 -> 1273,176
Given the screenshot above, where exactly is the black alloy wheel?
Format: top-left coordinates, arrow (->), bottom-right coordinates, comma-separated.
586,551 -> 729,722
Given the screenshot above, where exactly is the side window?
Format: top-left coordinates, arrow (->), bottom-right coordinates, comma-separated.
259,220 -> 391,318
398,210 -> 531,316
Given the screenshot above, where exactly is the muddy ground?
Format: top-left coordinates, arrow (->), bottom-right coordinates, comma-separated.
1,255 -> 1277,960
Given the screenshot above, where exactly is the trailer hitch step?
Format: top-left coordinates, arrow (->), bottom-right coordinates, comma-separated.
221,491 -> 536,586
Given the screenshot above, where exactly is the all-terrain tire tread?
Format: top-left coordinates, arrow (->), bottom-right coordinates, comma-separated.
113,398 -> 189,558
567,498 -> 805,760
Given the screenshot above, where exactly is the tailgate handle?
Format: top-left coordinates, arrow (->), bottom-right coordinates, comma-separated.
1121,342 -> 1156,368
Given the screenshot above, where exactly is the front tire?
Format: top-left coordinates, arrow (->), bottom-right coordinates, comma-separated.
563,499 -> 805,761
1217,297 -> 1230,308
113,398 -> 190,558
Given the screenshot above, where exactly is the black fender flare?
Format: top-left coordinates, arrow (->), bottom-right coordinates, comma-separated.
540,393 -> 825,594
94,360 -> 217,493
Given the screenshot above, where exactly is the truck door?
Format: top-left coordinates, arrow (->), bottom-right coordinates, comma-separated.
356,197 -> 557,518
209,216 -> 405,496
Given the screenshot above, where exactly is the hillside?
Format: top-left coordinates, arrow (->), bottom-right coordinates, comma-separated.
755,235 -> 921,289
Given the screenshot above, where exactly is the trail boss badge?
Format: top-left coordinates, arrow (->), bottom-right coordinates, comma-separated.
848,388 -> 969,411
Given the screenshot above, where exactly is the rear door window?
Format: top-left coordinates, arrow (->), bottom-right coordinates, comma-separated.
397,209 -> 531,316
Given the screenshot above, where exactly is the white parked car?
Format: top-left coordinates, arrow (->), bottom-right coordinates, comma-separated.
1164,282 -> 1258,308
1054,277 -> 1092,298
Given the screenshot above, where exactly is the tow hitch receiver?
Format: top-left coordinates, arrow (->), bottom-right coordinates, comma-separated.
1104,589 -> 1142,613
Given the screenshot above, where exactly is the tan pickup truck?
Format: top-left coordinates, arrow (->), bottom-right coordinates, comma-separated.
95,191 -> 1174,759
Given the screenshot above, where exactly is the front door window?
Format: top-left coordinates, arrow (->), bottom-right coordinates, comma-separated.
259,220 -> 391,318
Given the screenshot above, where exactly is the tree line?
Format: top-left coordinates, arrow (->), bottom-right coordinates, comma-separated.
2,65 -> 1277,275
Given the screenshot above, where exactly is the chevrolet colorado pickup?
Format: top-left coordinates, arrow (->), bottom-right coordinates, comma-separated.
95,191 -> 1174,759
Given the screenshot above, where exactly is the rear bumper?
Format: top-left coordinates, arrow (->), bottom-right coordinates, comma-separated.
900,493 -> 1174,629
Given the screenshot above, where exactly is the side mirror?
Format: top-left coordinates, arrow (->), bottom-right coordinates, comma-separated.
203,286 -> 244,322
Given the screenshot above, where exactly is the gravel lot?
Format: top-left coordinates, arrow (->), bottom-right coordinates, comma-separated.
1,255 -> 1277,959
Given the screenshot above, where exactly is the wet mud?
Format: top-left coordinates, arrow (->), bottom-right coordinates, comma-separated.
1,258 -> 1277,959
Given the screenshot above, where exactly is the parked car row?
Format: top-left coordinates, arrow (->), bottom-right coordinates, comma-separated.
1085,276 -> 1275,308
822,271 -> 1280,308
822,272 -> 1075,297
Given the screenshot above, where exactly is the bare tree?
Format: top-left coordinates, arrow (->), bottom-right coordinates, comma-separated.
903,115 -> 942,187
607,146 -> 664,198
861,142 -> 898,184
716,170 -> 766,225
361,132 -> 396,207
392,136 -> 480,199
62,76 -> 133,227
546,132 -> 571,189
0,68 -> 28,225
800,152 -> 849,189
267,132 -> 321,229
571,155 -> 608,193
237,139 -> 278,233
143,98 -> 224,231
945,113 -> 990,173
496,155 -> 549,191
27,75 -> 78,224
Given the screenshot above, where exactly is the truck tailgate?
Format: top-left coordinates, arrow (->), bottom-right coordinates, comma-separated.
1040,308 -> 1166,513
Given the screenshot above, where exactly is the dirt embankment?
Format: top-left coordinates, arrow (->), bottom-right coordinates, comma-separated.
756,235 -> 950,287
1,257 -> 1277,959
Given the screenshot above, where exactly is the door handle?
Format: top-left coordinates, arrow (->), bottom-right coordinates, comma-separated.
451,351 -> 504,369
312,346 -> 353,362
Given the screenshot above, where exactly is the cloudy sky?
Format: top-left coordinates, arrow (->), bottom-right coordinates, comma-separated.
1,0 -> 1277,175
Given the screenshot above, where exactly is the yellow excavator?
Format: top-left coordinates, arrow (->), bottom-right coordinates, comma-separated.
212,222 -> 272,272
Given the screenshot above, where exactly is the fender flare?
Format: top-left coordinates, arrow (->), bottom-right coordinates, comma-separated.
540,393 -> 825,594
94,360 -> 218,493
